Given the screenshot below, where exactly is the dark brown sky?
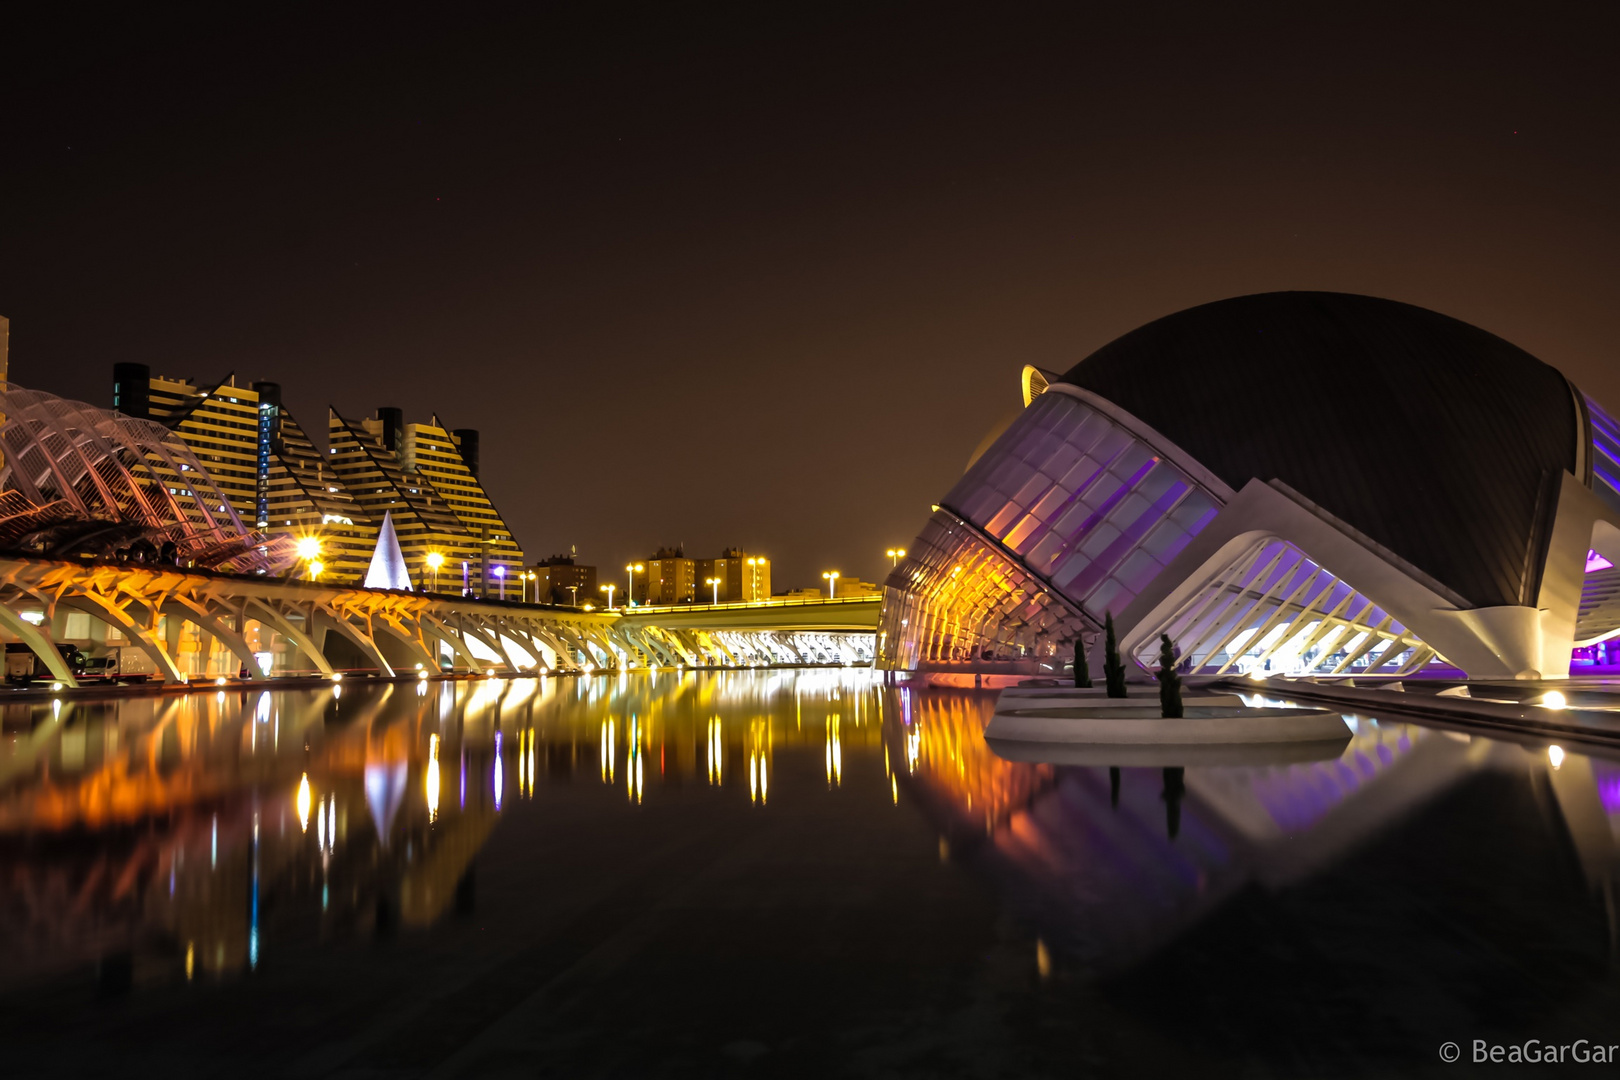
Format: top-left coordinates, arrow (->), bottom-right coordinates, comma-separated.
3,2 -> 1617,590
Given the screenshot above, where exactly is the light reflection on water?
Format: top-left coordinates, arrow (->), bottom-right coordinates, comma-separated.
1,670 -> 1619,1073
0,669 -> 885,988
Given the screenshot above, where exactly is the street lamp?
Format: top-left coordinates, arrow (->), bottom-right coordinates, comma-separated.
309,560 -> 324,581
567,584 -> 579,606
425,551 -> 444,593
705,576 -> 721,605
297,535 -> 322,581
494,564 -> 507,601
886,548 -> 907,568
626,563 -> 644,607
822,570 -> 840,599
600,583 -> 616,609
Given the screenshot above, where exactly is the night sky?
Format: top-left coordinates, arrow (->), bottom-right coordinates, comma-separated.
3,3 -> 1617,590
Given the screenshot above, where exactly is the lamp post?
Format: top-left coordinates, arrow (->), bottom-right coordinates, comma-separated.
886,548 -> 907,568
600,583 -> 616,609
494,564 -> 507,601
425,551 -> 444,593
626,563 -> 644,607
567,584 -> 579,606
822,570 -> 840,600
705,576 -> 720,605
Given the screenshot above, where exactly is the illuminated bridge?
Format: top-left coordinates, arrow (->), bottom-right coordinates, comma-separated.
0,559 -> 879,687
0,379 -> 878,685
615,596 -> 880,668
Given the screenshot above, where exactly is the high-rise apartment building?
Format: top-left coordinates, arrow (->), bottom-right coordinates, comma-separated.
695,548 -> 771,602
398,413 -> 524,588
532,555 -> 597,605
646,546 -> 696,604
111,366 -> 377,581
0,315 -> 9,470
254,384 -> 375,581
329,408 -> 523,595
109,365 -> 523,591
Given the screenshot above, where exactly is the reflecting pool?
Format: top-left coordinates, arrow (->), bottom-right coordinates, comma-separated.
1,671 -> 1617,1076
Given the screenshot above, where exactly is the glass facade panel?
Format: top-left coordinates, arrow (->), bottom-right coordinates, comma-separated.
879,390 -> 1226,672
1587,393 -> 1620,515
875,512 -> 1087,674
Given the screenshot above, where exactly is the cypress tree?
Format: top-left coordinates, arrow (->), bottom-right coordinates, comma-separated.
1103,611 -> 1127,698
1073,635 -> 1092,688
1157,633 -> 1183,719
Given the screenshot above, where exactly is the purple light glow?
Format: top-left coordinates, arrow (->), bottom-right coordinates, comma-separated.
494,565 -> 506,578
1597,771 -> 1620,816
1587,550 -> 1614,573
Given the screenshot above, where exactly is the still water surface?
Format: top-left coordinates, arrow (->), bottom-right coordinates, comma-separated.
0,671 -> 1616,1077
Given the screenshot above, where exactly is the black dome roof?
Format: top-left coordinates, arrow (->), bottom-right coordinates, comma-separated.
1060,291 -> 1578,608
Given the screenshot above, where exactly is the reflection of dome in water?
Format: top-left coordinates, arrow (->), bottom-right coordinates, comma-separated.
880,292 -> 1620,682
365,761 -> 409,847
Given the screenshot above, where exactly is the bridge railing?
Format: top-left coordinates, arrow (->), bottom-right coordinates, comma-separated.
617,595 -> 881,616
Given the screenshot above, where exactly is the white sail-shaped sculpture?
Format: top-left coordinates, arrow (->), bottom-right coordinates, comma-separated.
364,511 -> 413,590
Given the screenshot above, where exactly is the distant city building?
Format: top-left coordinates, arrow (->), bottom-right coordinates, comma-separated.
646,546 -> 696,604
833,577 -> 882,598
532,554 -> 597,606
775,587 -> 823,601
695,548 -> 771,602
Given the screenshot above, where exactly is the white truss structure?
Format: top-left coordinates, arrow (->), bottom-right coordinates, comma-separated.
0,382 -> 282,572
1129,536 -> 1437,678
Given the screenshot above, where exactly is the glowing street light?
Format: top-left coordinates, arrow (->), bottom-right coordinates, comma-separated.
626,563 -> 644,607
494,564 -> 507,601
425,551 -> 444,592
600,583 -> 616,609
296,535 -> 323,580
524,570 -> 537,603
567,584 -> 579,606
822,570 -> 840,600
705,576 -> 721,605
886,548 -> 907,567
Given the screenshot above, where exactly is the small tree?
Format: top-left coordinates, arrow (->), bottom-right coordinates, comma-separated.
1073,636 -> 1092,688
1157,633 -> 1183,719
1103,611 -> 1127,698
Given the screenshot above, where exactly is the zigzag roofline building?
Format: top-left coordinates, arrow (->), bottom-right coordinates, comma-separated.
878,292 -> 1620,682
112,364 -> 523,593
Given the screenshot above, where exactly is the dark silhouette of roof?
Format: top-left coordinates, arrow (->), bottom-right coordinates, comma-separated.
1060,292 -> 1578,608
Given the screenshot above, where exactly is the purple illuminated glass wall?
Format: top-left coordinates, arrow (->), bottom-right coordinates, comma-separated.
878,390 -> 1223,673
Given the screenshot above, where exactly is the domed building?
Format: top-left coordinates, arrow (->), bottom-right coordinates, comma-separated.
877,292 -> 1620,681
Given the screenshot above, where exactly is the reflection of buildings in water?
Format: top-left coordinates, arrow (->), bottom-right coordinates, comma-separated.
0,671 -> 888,989
889,692 -> 1620,977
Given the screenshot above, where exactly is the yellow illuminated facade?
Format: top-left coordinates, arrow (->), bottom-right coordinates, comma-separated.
401,416 -> 524,592
328,408 -> 523,596
111,367 -> 377,582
